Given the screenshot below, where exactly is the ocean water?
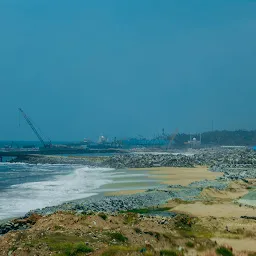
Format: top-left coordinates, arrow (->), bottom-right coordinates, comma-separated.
0,162 -> 114,220
0,161 -> 155,220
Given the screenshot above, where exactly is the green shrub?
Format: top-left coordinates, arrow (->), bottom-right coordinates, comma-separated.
108,232 -> 128,242
216,247 -> 233,256
174,214 -> 196,229
75,242 -> 93,253
98,212 -> 108,220
160,250 -> 178,256
185,241 -> 194,248
122,207 -> 171,214
155,232 -> 161,240
51,242 -> 93,256
123,213 -> 138,225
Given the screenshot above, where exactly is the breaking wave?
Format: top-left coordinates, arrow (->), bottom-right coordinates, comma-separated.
0,164 -> 113,220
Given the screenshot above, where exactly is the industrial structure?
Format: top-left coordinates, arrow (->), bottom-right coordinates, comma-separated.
0,108 -> 125,161
185,134 -> 202,148
18,108 -> 52,148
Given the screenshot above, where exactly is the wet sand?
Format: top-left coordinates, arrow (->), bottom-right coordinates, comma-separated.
105,166 -> 222,196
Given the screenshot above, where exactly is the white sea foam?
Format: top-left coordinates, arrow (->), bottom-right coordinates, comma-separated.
0,165 -> 113,220
0,162 -> 28,166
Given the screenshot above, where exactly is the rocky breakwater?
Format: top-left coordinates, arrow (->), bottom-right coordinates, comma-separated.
24,191 -> 175,217
103,153 -> 195,168
0,190 -> 187,236
194,148 -> 256,180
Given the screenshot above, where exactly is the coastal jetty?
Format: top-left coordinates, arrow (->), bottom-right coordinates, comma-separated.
12,147 -> 256,181
0,148 -> 126,158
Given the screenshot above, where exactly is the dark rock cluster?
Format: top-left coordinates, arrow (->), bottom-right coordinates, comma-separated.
103,153 -> 195,168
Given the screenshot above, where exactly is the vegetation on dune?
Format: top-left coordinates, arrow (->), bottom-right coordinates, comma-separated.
185,241 -> 194,248
98,212 -> 108,220
123,212 -> 139,225
174,214 -> 196,229
174,215 -> 213,239
160,249 -> 180,256
2,210 -> 255,255
216,246 -> 233,256
56,242 -> 93,256
29,233 -> 93,256
101,246 -> 154,256
108,232 -> 128,242
121,207 -> 171,214
45,240 -> 93,256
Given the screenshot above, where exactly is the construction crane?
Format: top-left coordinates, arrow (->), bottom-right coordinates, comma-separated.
18,108 -> 52,148
167,129 -> 179,149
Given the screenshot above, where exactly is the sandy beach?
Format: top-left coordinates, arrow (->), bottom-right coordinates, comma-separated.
138,166 -> 223,186
105,166 -> 223,196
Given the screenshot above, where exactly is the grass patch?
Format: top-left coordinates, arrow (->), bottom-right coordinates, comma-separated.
101,246 -> 153,256
160,249 -> 179,256
108,232 -> 128,242
185,241 -> 194,248
54,225 -> 65,231
49,241 -> 93,256
36,233 -> 93,255
98,212 -> 108,220
174,214 -> 196,229
9,246 -> 18,252
178,228 -> 212,239
216,247 -> 233,256
174,214 -> 213,239
122,207 -> 171,214
123,213 -> 138,225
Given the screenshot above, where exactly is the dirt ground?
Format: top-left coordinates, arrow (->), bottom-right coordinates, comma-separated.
1,210 -> 256,256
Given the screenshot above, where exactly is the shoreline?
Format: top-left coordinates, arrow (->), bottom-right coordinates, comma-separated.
0,165 -> 250,223
1,177 -> 256,253
1,149 -> 256,254
0,165 -> 233,235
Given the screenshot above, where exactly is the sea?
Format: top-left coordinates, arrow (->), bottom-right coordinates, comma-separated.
0,161 -> 118,220
0,141 -> 167,220
0,141 -> 115,220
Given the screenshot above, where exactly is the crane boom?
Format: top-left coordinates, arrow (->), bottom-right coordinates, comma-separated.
18,108 -> 51,148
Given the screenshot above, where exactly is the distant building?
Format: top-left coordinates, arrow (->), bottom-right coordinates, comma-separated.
186,134 -> 201,148
98,135 -> 107,144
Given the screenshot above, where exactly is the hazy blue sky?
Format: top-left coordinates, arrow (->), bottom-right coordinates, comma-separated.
1,0 -> 256,141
